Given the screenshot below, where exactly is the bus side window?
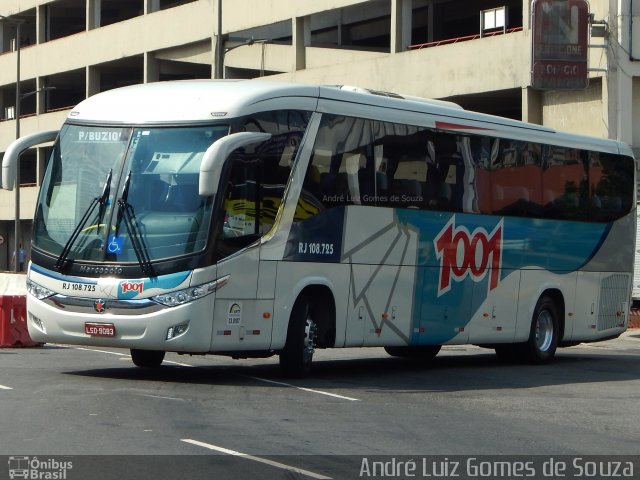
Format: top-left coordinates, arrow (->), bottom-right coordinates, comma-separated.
491,139 -> 543,217
372,122 -> 429,209
590,152 -> 634,222
542,146 -> 587,220
296,114 -> 374,218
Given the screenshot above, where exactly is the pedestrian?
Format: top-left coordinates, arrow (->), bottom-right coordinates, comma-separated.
11,243 -> 25,272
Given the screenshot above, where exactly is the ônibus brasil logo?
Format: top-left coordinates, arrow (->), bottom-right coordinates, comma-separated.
434,216 -> 504,297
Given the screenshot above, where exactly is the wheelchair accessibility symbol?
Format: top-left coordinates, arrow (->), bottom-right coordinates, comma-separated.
107,235 -> 124,254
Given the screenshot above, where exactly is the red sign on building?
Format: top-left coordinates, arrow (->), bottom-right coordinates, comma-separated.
531,0 -> 589,90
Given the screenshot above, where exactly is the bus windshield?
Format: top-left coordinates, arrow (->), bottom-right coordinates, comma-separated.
34,123 -> 228,265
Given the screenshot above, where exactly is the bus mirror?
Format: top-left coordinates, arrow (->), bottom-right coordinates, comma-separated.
2,130 -> 58,190
199,131 -> 272,196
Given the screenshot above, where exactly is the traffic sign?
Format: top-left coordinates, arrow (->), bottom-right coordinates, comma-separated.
531,0 -> 589,90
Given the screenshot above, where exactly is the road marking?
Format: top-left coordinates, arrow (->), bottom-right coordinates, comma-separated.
56,345 -> 129,356
244,375 -> 360,402
140,394 -> 184,401
57,344 -> 360,401
61,345 -> 194,367
163,359 -> 193,367
181,439 -> 332,479
0,384 -> 13,390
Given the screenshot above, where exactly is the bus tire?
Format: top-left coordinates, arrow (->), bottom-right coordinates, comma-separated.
130,349 -> 165,368
279,297 -> 317,378
384,345 -> 441,360
522,295 -> 559,364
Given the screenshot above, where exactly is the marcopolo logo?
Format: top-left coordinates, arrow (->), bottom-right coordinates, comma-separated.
434,216 -> 504,297
8,456 -> 73,480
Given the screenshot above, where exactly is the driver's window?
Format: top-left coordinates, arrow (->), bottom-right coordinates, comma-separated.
217,157 -> 260,256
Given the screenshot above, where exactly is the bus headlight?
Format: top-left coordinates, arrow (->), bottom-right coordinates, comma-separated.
26,279 -> 56,300
151,275 -> 229,307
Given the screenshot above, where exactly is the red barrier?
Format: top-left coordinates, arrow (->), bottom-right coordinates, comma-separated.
0,296 -> 42,347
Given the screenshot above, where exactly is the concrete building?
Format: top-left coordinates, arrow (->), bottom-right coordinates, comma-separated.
0,0 -> 636,270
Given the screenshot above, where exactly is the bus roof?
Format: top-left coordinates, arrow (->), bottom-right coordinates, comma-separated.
67,79 -> 627,155
68,80 -> 321,124
68,79 -> 491,125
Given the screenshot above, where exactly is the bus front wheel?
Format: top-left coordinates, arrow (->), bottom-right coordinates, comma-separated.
130,349 -> 165,368
279,297 -> 317,378
522,295 -> 559,364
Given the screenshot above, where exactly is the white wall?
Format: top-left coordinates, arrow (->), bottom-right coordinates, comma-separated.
0,272 -> 26,295
542,80 -> 606,137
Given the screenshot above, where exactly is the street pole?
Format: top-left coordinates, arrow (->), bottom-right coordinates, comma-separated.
14,20 -> 20,272
215,0 -> 223,79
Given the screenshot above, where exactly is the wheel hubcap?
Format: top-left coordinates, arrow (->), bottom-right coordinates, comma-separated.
535,310 -> 554,352
303,316 -> 318,363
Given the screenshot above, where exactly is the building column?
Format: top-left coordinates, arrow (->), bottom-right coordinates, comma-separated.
606,69 -> 633,144
145,0 -> 161,15
1,221 -> 8,271
0,25 -> 6,118
605,0 -> 633,144
36,147 -> 47,187
523,0 -> 533,30
213,0 -> 222,79
36,5 -> 46,44
86,65 -> 100,98
35,77 -> 46,114
522,87 -> 542,125
391,0 -> 412,53
293,16 -> 308,71
144,52 -> 160,83
87,0 -> 101,30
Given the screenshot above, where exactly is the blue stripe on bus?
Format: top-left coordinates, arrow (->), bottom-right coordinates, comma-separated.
30,263 -> 190,299
30,264 -> 98,284
396,212 -> 610,271
117,271 -> 191,299
395,210 -> 610,345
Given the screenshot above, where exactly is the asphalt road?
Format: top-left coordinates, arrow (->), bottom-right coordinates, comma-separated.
1,332 -> 639,479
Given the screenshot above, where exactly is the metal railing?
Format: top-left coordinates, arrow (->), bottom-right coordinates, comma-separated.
408,26 -> 523,50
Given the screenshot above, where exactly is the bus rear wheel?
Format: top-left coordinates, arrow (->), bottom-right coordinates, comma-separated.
130,349 -> 165,368
279,297 -> 317,378
384,345 -> 441,360
522,295 -> 559,364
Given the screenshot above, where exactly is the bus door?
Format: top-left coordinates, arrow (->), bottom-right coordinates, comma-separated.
210,155 -> 273,351
213,248 -> 276,351
346,264 -> 416,347
343,207 -> 419,347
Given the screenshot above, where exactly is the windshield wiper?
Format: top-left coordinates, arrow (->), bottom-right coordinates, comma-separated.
55,169 -> 112,271
115,171 -> 154,277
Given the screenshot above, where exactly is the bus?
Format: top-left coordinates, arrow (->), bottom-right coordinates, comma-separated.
1,80 -> 635,377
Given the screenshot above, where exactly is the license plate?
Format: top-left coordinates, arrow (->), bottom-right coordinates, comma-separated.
85,322 -> 116,337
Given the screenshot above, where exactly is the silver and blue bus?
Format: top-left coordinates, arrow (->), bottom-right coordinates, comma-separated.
2,80 -> 635,376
